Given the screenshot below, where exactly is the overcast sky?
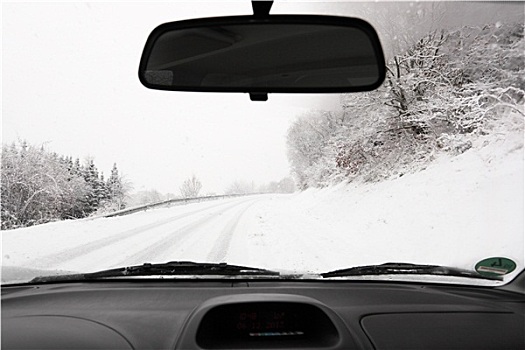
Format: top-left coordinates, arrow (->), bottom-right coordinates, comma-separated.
3,1 -> 523,194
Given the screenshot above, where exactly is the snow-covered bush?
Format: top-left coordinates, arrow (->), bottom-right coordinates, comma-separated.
1,142 -> 88,229
1,141 -> 130,229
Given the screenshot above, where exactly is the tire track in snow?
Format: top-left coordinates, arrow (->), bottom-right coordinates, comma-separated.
113,199 -> 259,267
27,198 -> 252,269
206,201 -> 258,262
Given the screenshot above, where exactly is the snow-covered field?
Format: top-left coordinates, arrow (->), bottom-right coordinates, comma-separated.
2,129 -> 523,284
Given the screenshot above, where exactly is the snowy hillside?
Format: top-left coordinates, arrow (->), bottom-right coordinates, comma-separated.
287,23 -> 524,189
255,126 -> 523,275
2,125 -> 522,285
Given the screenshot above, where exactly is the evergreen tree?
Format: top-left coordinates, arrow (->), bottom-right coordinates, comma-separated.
107,163 -> 126,210
73,158 -> 82,177
98,172 -> 110,204
82,159 -> 101,213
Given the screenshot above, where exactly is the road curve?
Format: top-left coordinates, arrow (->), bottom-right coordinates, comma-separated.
23,196 -> 262,272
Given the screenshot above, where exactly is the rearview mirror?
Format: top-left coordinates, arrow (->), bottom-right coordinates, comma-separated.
139,15 -> 386,100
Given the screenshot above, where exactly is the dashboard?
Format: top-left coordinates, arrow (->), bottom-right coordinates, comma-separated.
2,276 -> 524,349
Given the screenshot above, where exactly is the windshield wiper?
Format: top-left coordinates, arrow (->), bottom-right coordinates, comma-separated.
30,261 -> 280,283
321,262 -> 502,281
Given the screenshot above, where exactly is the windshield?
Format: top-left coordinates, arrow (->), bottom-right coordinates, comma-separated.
2,1 -> 523,286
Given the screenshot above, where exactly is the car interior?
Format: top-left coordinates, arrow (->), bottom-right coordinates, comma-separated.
2,1 -> 524,349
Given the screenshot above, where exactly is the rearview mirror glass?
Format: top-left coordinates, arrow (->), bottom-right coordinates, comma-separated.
139,15 -> 386,95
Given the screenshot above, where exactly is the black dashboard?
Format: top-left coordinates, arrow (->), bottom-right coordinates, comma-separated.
2,277 -> 524,349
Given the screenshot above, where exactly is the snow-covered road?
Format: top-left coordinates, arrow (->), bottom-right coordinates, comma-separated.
2,196 -> 267,275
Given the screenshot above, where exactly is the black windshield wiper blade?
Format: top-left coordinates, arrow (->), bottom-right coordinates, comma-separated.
30,261 -> 280,283
321,262 -> 502,281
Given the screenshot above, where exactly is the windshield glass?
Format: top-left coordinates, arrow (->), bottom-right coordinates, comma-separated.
2,1 -> 523,286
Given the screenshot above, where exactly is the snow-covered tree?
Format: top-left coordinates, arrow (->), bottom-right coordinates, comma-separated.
277,177 -> 296,193
286,111 -> 342,189
286,23 -> 524,189
1,142 -> 89,229
126,189 -> 165,207
1,142 -> 130,229
180,175 -> 202,198
81,159 -> 104,214
225,180 -> 256,195
105,163 -> 127,210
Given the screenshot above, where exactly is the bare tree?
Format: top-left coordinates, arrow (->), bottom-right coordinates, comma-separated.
180,175 -> 202,198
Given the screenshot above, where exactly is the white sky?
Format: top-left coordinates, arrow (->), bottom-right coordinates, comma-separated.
2,1 -> 343,194
2,1 -> 522,194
